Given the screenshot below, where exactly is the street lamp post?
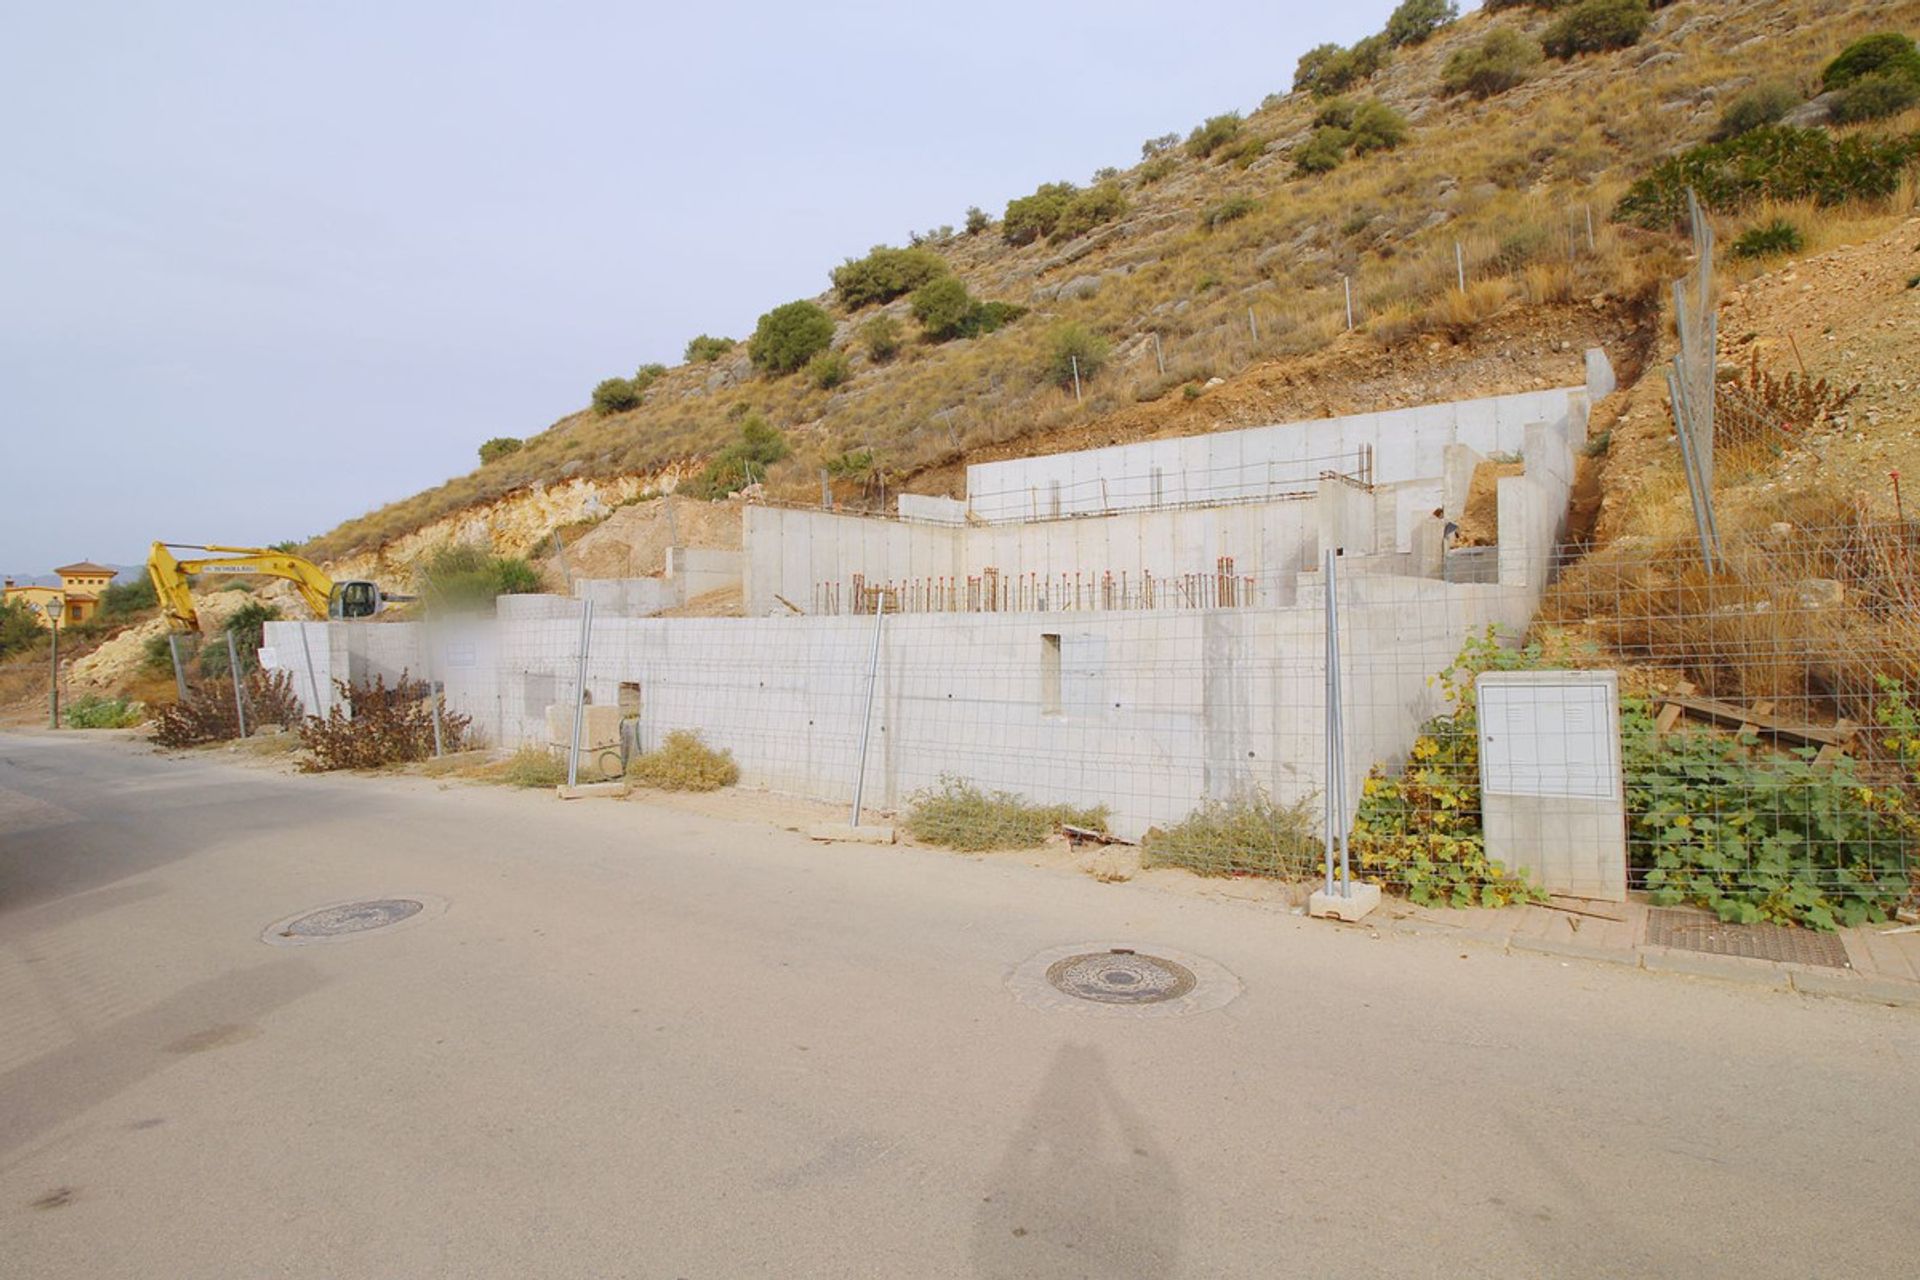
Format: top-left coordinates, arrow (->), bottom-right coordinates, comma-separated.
46,595 -> 64,729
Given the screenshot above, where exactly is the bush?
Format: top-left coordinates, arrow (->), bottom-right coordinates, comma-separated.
964,205 -> 991,235
1542,0 -> 1650,60
1293,126 -> 1350,175
1730,217 -> 1804,259
1313,98 -> 1357,130
1185,112 -> 1243,159
495,745 -> 566,787
418,544 -> 544,610
632,362 -> 667,392
859,314 -> 902,362
1295,35 -> 1392,97
1822,32 -> 1920,92
198,599 -> 280,679
1050,182 -> 1126,240
1441,26 -> 1543,99
65,695 -> 144,729
748,300 -> 835,375
1348,100 -> 1409,154
478,436 -> 523,465
1141,792 -> 1321,878
807,350 -> 851,390
590,377 -> 639,415
829,245 -> 948,309
1138,155 -> 1177,184
627,729 -> 739,791
684,334 -> 735,363
910,277 -> 1025,341
1140,131 -> 1181,158
151,670 -> 299,747
142,632 -> 177,677
1832,72 -> 1920,124
1043,324 -> 1109,390
99,576 -> 157,620
904,776 -> 1107,851
1713,80 -> 1803,140
1385,0 -> 1457,48
1200,195 -> 1261,229
1614,126 -> 1920,230
687,414 -> 791,496
1002,181 -> 1079,245
298,672 -> 470,771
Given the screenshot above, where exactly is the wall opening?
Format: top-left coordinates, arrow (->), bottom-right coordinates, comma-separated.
1041,633 -> 1062,714
618,681 -> 642,718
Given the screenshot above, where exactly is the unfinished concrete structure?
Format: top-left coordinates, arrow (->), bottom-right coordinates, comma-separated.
264,353 -> 1611,842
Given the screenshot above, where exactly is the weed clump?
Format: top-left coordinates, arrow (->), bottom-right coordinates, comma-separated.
1140,792 -> 1321,879
498,744 -> 567,787
905,777 -> 1107,851
1730,217 -> 1804,259
627,729 -> 739,790
64,695 -> 144,729
298,673 -> 469,771
1042,324 -> 1109,389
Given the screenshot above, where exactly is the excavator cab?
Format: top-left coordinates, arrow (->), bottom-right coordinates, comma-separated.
328,580 -> 383,620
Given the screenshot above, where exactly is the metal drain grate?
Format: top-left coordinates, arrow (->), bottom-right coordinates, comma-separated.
1646,908 -> 1851,969
279,899 -> 422,939
1045,949 -> 1197,1005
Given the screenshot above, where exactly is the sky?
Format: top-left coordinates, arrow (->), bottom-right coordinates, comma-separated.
1,0 -> 1418,574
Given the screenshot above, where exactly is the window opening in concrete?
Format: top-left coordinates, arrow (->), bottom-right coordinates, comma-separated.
1041,633 -> 1062,714
618,681 -> 642,718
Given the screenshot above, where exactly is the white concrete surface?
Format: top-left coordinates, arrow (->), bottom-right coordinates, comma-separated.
3,731 -> 1917,1279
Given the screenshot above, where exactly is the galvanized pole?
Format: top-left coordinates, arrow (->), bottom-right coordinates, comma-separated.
1455,241 -> 1465,292
168,633 -> 190,703
1070,355 -> 1082,403
849,589 -> 885,827
1343,276 -> 1354,331
424,605 -> 443,757
1585,203 -> 1595,252
225,631 -> 248,738
1322,550 -> 1335,898
296,624 -> 321,718
1248,307 -> 1259,343
1152,332 -> 1165,376
566,599 -> 594,788
1322,547 -> 1351,897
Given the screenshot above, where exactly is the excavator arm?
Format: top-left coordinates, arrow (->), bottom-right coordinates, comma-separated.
147,542 -> 352,631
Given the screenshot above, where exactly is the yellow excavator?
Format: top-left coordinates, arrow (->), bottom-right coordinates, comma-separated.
147,542 -> 413,631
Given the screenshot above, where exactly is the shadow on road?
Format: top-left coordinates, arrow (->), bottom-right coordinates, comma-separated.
971,1042 -> 1183,1279
0,956 -> 327,1157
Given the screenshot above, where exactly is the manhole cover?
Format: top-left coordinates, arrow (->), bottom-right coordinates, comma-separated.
1646,907 -> 1851,969
1046,949 -> 1197,1005
1009,942 -> 1240,1018
261,895 -> 443,946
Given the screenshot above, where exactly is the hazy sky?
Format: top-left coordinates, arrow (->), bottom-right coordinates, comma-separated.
2,0 -> 1413,573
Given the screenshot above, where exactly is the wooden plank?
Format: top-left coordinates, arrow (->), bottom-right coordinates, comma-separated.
1658,694 -> 1853,747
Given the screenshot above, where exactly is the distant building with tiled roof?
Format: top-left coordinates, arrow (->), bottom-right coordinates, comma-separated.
3,560 -> 122,627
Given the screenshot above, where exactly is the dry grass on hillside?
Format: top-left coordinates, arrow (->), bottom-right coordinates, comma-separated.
307,0 -> 1920,562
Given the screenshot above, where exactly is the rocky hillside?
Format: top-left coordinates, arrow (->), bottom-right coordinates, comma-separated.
305,0 -> 1920,568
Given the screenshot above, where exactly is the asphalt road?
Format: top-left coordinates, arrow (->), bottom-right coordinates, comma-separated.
3,730 -> 1918,1279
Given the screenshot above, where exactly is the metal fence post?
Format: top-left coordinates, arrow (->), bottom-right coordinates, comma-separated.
297,623 -> 322,718
168,633 -> 190,703
1071,355 -> 1082,403
1323,548 -> 1351,897
567,600 -> 594,788
850,590 -> 885,827
1455,240 -> 1465,292
1343,275 -> 1354,331
1152,331 -> 1165,376
225,631 -> 248,738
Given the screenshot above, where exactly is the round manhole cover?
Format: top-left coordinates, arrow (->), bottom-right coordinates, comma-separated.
1010,942 -> 1241,1018
1046,949 -> 1197,1005
261,895 -> 443,946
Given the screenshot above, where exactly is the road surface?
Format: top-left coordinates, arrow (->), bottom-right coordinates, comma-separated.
3,730 -> 1917,1278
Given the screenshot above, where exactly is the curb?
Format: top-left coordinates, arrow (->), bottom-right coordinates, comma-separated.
1509,933 -> 1642,968
1637,946 -> 1793,991
1787,969 -> 1920,1009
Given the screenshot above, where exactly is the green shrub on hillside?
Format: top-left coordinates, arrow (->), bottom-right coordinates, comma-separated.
829,245 -> 948,309
1832,72 -> 1920,124
478,436 -> 523,465
632,363 -> 667,392
1294,35 -> 1392,97
1441,26 -> 1543,99
1200,195 -> 1261,230
0,597 -> 44,660
1185,112 -> 1244,158
859,313 -> 902,362
1140,132 -> 1181,158
1294,126 -> 1351,175
1822,32 -> 1920,91
687,414 -> 791,497
1386,0 -> 1457,48
1730,218 -> 1804,259
1313,99 -> 1357,130
807,350 -> 851,390
1712,80 -> 1803,139
1002,181 -> 1079,245
99,576 -> 157,619
910,277 -> 1025,341
418,545 -> 543,610
1050,182 -> 1126,240
65,695 -> 144,729
964,205 -> 991,235
1348,100 -> 1409,154
684,334 -> 735,363
1614,125 -> 1920,229
748,300 -> 835,375
1542,0 -> 1651,60
590,377 -> 639,415
1042,324 -> 1109,390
